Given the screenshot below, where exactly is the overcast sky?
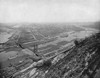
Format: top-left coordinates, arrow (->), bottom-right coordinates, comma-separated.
0,0 -> 100,23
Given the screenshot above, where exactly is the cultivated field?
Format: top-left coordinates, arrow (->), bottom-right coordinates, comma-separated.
3,25 -> 85,56
0,23 -> 99,78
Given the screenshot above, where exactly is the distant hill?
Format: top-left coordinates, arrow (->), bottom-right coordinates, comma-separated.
0,23 -> 22,33
77,21 -> 100,30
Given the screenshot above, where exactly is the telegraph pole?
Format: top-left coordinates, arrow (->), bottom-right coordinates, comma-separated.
33,44 -> 38,56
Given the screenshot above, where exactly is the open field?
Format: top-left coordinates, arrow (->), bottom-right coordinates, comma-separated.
0,24 -> 95,56
0,23 -> 99,78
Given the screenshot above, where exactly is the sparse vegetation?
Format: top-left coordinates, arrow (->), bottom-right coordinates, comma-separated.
0,23 -> 99,78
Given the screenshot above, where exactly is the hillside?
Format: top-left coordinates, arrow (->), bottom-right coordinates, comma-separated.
0,22 -> 99,78
11,31 -> 100,78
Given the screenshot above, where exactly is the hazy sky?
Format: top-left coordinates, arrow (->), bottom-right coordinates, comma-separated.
0,0 -> 100,23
